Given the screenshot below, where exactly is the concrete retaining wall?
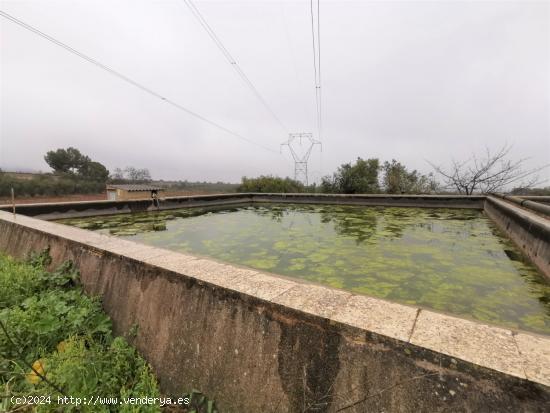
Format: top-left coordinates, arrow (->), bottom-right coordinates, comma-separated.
0,193 -> 485,220
518,196 -> 550,206
491,193 -> 550,218
0,210 -> 549,412
251,193 -> 486,209
484,196 -> 550,280
0,193 -> 254,220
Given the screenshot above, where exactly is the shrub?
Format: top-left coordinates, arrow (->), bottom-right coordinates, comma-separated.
237,175 -> 305,193
0,251 -> 161,412
321,158 -> 380,194
0,173 -> 105,198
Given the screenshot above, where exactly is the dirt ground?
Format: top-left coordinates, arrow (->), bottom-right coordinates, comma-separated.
0,191 -> 215,205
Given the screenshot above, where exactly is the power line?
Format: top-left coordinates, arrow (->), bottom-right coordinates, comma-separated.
317,0 -> 322,141
310,0 -> 322,141
0,9 -> 280,155
316,0 -> 324,182
182,0 -> 289,133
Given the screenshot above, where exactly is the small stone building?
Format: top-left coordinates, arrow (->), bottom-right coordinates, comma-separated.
106,184 -> 164,201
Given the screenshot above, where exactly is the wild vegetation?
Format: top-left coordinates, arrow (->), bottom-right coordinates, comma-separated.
0,250 -> 160,412
509,187 -> 550,196
237,175 -> 306,193
0,250 -> 218,413
44,147 -> 109,182
2,144 -> 548,198
0,147 -> 110,198
381,160 -> 439,194
1,145 -> 240,200
0,171 -> 106,198
110,167 -> 153,184
239,145 -> 548,195
428,143 -> 549,195
239,158 -> 438,194
164,180 -> 238,193
320,158 -> 381,194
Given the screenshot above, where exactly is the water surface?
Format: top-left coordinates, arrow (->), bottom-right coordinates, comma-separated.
58,204 -> 550,334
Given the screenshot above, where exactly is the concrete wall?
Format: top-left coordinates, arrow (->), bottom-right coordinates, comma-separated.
0,193 -> 484,220
491,193 -> 550,218
485,196 -> 550,280
251,193 -> 486,209
517,196 -> 550,206
0,210 -> 549,412
112,189 -> 164,201
0,193 -> 254,220
5,192 -> 541,280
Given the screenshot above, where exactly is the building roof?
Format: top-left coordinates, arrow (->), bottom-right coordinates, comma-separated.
106,184 -> 164,192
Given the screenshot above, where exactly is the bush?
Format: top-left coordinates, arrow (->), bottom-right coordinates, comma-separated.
382,160 -> 439,194
0,251 -> 221,412
321,158 -> 380,194
0,251 -> 161,412
163,180 -> 239,193
0,172 -> 105,198
237,175 -> 306,193
510,187 -> 550,196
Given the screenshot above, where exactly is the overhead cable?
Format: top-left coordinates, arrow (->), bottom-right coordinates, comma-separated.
310,0 -> 322,141
182,0 -> 289,133
0,9 -> 280,154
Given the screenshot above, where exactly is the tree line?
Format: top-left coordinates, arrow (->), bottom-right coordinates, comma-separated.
238,144 -> 548,195
237,158 -> 438,194
1,144 -> 547,198
0,148 -> 153,198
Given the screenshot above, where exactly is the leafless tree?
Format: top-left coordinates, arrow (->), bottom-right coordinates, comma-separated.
110,166 -> 152,182
428,144 -> 549,195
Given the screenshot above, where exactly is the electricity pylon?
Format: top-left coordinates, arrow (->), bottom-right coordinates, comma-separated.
281,133 -> 321,185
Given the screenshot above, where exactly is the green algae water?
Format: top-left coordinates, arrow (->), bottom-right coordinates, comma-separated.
58,204 -> 550,335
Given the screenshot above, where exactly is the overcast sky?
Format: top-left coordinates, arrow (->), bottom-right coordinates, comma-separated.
1,0 -> 549,184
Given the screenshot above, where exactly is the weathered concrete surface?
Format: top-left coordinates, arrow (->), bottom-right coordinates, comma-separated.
251,193 -> 486,209
0,210 -> 549,412
0,193 -> 485,220
485,196 -> 550,280
0,193 -> 254,220
492,193 -> 550,217
518,196 -> 550,206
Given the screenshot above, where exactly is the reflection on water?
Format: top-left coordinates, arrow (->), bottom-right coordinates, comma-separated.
58,204 -> 550,335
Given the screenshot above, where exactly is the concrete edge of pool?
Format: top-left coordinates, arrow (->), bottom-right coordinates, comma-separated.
1,193 -> 548,280
0,195 -> 549,412
0,193 -> 486,220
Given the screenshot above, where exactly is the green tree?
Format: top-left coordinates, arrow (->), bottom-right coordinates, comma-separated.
44,147 -> 109,183
44,147 -> 89,174
79,161 -> 109,182
237,176 -> 305,193
321,157 -> 380,194
382,159 -> 438,194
